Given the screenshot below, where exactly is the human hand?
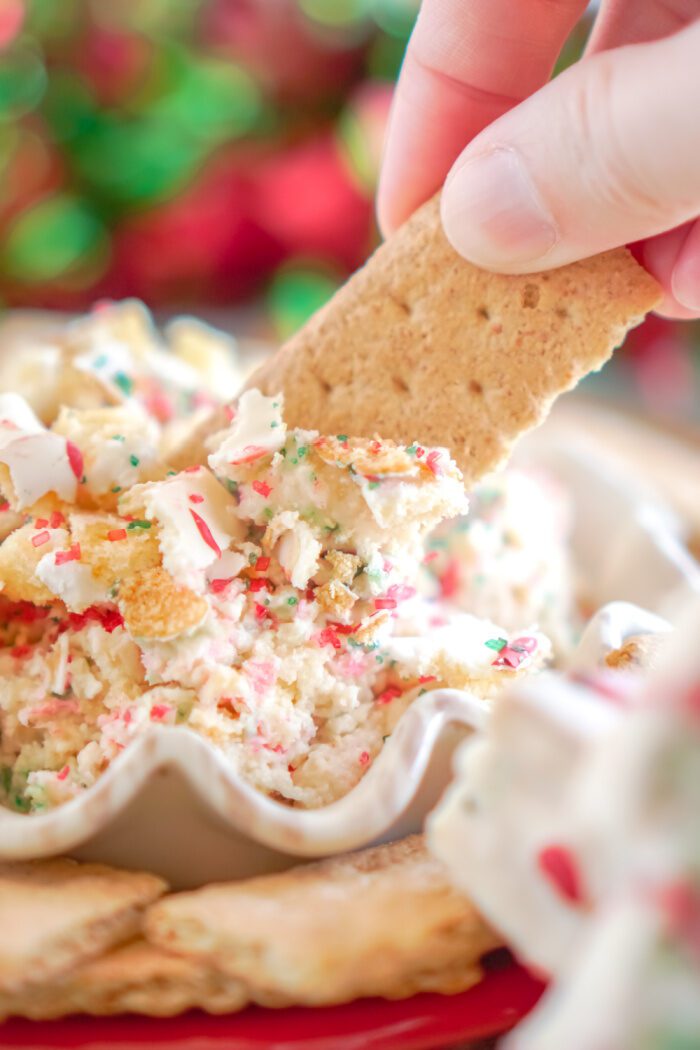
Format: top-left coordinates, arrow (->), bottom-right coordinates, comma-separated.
377,1 -> 700,319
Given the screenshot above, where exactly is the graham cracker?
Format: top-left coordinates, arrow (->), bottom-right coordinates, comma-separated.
145,834 -> 501,1006
245,194 -> 660,486
0,939 -> 247,1019
0,858 -> 166,994
118,565 -> 208,640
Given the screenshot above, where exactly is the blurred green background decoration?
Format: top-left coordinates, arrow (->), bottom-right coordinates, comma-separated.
0,0 -> 696,415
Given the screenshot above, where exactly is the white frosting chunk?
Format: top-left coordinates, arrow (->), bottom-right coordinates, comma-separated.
0,395 -> 79,508
36,549 -> 110,612
208,389 -> 286,476
123,467 -> 241,590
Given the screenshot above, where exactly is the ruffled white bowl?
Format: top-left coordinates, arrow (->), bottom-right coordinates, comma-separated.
1,428 -> 697,888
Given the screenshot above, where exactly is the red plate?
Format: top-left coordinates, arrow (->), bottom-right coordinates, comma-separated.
0,961 -> 544,1050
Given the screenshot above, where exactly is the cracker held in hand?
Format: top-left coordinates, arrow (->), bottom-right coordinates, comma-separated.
0,858 -> 166,994
146,835 -> 501,1006
242,194 -> 660,486
0,940 -> 247,1020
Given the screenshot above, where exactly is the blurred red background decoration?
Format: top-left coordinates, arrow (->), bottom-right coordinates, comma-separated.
0,0 -> 696,414
0,0 -> 398,318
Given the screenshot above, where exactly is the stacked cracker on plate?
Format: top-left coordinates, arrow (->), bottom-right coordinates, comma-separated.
0,838 -> 500,1018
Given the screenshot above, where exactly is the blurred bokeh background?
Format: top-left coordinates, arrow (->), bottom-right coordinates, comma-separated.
0,0 -> 697,418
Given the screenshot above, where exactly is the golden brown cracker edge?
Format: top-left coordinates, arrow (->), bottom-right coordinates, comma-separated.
145,834 -> 502,1006
0,859 -> 166,994
0,940 -> 248,1020
244,193 -> 660,486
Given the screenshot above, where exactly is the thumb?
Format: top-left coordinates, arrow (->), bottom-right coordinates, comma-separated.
440,19 -> 700,274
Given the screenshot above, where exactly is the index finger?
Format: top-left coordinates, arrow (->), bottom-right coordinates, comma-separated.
377,0 -> 588,235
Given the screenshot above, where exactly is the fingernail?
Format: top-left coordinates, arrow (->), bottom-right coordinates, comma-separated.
671,255 -> 700,311
442,147 -> 558,268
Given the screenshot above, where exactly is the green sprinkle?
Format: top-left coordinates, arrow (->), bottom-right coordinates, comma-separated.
111,434 -> 125,443
485,637 -> 507,652
272,401 -> 279,408
375,654 -> 384,663
287,596 -> 298,606
406,444 -> 417,455
111,485 -> 122,493
291,458 -> 298,465
428,538 -> 449,550
297,446 -> 308,458
113,372 -> 134,395
270,421 -> 279,428
324,523 -> 340,534
263,599 -> 270,607
167,470 -> 177,476
127,520 -> 151,531
336,434 -> 348,442
129,454 -> 140,467
93,353 -> 108,368
263,508 -> 273,520
226,479 -> 239,494
368,481 -> 379,490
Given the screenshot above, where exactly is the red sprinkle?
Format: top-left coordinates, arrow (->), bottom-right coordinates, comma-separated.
425,449 -> 443,476
374,597 -> 397,611
56,765 -> 70,782
537,845 -> 585,905
210,577 -> 233,594
107,529 -> 127,542
317,626 -> 341,650
55,544 -> 81,565
189,509 -> 221,556
35,518 -> 49,528
328,621 -> 359,636
254,603 -> 268,620
387,583 -> 416,603
440,558 -> 460,600
65,440 -> 84,480
49,511 -> 65,529
369,439 -> 382,454
358,751 -> 371,766
419,675 -> 437,684
224,405 -> 236,423
188,493 -> 204,504
252,480 -> 272,498
230,445 -> 266,466
249,578 -> 272,593
254,556 -> 271,572
150,705 -> 171,721
376,685 -> 403,705
97,608 -> 124,633
0,501 -> 9,512
423,550 -> 439,564
493,646 -> 527,670
11,644 -> 31,659
32,530 -> 50,548
184,465 -> 201,474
